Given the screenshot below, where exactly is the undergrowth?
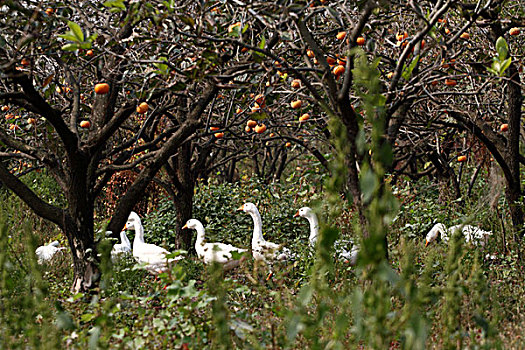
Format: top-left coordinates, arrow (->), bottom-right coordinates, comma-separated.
1,48 -> 524,349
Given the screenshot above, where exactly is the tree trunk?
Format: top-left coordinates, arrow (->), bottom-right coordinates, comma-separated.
63,215 -> 100,293
173,189 -> 194,251
505,63 -> 524,255
65,156 -> 100,293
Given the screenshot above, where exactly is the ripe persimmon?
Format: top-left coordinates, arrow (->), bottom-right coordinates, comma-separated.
136,102 -> 149,114
509,28 -> 520,36
299,114 -> 310,122
254,94 -> 265,105
80,120 -> 91,128
247,120 -> 257,128
457,155 -> 467,162
333,65 -> 345,76
500,123 -> 509,132
94,83 -> 110,94
291,79 -> 301,89
336,31 -> 347,40
255,124 -> 267,133
290,100 -> 302,109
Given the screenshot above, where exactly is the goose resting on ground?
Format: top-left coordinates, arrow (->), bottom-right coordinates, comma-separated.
183,219 -> 247,271
35,241 -> 66,264
110,230 -> 132,261
294,207 -> 359,265
125,211 -> 182,273
238,202 -> 292,263
425,223 -> 492,247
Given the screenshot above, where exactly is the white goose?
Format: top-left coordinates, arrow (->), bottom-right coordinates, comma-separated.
125,211 -> 182,273
35,240 -> 66,264
294,207 -> 359,265
182,219 -> 247,270
425,223 -> 492,247
238,202 -> 291,263
110,231 -> 132,261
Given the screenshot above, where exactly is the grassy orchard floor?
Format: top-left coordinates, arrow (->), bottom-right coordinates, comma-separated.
1,178 -> 525,348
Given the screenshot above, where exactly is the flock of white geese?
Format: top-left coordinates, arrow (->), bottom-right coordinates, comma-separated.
35,203 -> 493,273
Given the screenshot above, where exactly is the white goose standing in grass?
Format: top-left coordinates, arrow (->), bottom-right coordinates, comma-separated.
110,230 -> 132,261
294,207 -> 359,265
425,223 -> 492,247
35,240 -> 66,264
125,211 -> 182,274
182,219 -> 247,270
238,202 -> 291,263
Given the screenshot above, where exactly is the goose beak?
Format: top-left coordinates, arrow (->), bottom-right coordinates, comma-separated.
266,271 -> 273,281
425,240 -> 429,247
182,223 -> 189,229
293,211 -> 300,218
123,224 -> 128,230
237,204 -> 244,211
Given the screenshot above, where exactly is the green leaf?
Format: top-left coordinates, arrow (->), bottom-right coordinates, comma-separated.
81,313 -> 96,323
178,15 -> 195,28
58,33 -> 79,42
55,312 -> 75,330
259,36 -> 266,50
500,57 -> 512,75
496,36 -> 508,60
79,42 -> 92,50
360,168 -> 378,203
103,0 -> 126,10
402,55 -> 419,81
154,57 -> 169,75
87,33 -> 99,42
67,21 -> 84,42
61,43 -> 79,51
249,112 -> 269,120
88,326 -> 101,350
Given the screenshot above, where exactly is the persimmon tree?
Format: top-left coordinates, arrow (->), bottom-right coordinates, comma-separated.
191,0 -> 524,260
0,1 -> 251,291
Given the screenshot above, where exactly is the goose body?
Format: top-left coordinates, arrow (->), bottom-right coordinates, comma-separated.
294,207 -> 359,265
239,202 -> 291,262
35,241 -> 66,264
425,223 -> 492,247
126,211 -> 181,273
183,219 -> 247,270
111,231 -> 132,261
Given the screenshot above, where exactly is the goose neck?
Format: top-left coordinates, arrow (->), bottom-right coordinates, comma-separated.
132,218 -> 145,248
307,214 -> 319,245
194,222 -> 206,246
249,210 -> 264,243
121,231 -> 131,248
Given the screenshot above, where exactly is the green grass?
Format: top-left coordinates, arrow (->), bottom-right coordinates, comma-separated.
0,175 -> 524,349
